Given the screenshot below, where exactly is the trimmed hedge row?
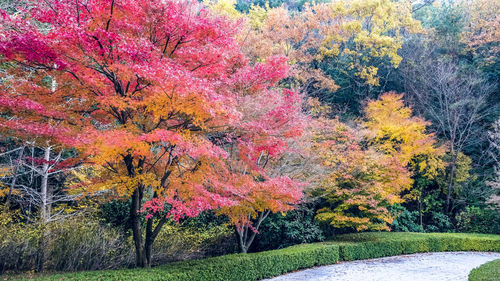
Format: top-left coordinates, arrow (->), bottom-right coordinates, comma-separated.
26,243 -> 339,281
14,232 -> 500,281
333,232 -> 500,261
468,259 -> 500,281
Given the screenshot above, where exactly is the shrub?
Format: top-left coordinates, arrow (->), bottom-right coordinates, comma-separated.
251,205 -> 325,252
389,204 -> 424,232
426,211 -> 454,232
152,222 -> 237,264
0,210 -> 238,273
0,213 -> 133,273
99,200 -> 132,231
0,211 -> 41,273
456,206 -> 500,235
334,232 -> 500,261
469,259 -> 500,281
43,217 -> 134,271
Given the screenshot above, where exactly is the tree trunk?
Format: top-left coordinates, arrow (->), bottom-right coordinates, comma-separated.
446,152 -> 458,213
35,224 -> 47,272
124,155 -> 147,267
239,240 -> 249,253
236,210 -> 270,253
145,216 -> 154,267
236,225 -> 250,253
126,155 -> 169,268
129,186 -> 168,267
40,146 -> 51,223
130,187 -> 147,267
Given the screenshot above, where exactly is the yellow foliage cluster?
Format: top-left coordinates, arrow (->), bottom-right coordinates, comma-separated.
363,92 -> 444,177
320,0 -> 421,85
204,0 -> 242,20
309,116 -> 405,231
0,166 -> 12,193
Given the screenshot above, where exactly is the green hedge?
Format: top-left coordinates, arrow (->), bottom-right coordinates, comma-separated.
12,232 -> 500,281
469,259 -> 500,281
332,232 -> 500,261
24,243 -> 339,281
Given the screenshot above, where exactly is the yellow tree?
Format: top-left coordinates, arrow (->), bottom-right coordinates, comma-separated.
313,93 -> 443,232
319,0 -> 422,86
362,92 -> 443,170
312,117 -> 412,231
363,92 -> 444,224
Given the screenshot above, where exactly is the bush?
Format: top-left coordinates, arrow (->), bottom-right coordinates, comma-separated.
99,200 -> 132,231
425,211 -> 454,232
0,211 -> 41,273
389,204 -> 424,232
42,217 -> 134,271
334,232 -> 500,261
0,209 -> 238,273
251,205 -> 324,252
152,222 -> 237,264
0,213 -> 133,273
457,206 -> 500,235
469,259 -> 500,281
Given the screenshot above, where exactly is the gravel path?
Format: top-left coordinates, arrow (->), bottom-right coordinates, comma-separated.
265,252 -> 500,281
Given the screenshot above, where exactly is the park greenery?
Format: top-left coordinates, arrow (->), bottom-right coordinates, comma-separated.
469,258 -> 500,281
0,0 -> 499,277
7,232 -> 500,280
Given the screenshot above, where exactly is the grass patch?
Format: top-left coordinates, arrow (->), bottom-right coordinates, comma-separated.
9,232 -> 500,281
469,259 -> 500,281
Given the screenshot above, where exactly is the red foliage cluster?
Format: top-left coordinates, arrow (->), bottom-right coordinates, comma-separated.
0,0 -> 305,230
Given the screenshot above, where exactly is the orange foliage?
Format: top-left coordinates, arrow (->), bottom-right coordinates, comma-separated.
312,93 -> 442,231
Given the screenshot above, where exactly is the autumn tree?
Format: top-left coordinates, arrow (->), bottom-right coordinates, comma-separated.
214,84 -> 307,253
362,92 -> 444,225
362,93 -> 443,175
312,117 -> 410,231
312,93 -> 442,231
207,0 -> 421,98
462,0 -> 500,64
0,0 -> 304,267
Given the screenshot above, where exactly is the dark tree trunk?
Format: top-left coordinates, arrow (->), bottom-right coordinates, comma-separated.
129,183 -> 168,267
125,154 -> 146,267
236,210 -> 270,253
130,195 -> 168,267
125,155 -> 170,268
130,187 -> 147,267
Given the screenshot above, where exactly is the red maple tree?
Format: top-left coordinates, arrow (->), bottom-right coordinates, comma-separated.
0,0 -> 305,266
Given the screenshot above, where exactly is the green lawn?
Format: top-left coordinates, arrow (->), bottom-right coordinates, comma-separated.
469,259 -> 500,281
9,232 -> 500,281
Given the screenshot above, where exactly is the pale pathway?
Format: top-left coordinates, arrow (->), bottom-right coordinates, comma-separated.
265,252 -> 500,281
